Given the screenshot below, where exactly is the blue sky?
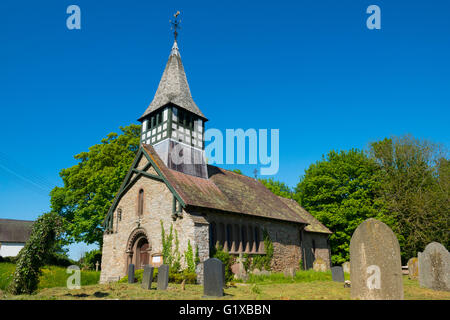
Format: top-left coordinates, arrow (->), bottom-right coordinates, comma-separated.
1,0 -> 449,259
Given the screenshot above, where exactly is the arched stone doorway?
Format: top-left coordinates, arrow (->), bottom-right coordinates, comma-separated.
126,228 -> 151,271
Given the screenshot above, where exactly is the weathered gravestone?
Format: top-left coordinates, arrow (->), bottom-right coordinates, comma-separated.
331,266 -> 345,282
157,264 -> 169,290
407,257 -> 419,280
284,267 -> 296,278
350,218 -> 403,300
342,261 -> 350,274
128,264 -> 135,284
141,265 -> 154,290
203,258 -> 224,297
418,242 -> 450,292
313,257 -> 328,272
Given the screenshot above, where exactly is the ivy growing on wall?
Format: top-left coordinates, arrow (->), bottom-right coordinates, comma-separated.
184,240 -> 195,273
160,220 -> 197,274
8,212 -> 64,295
243,229 -> 274,272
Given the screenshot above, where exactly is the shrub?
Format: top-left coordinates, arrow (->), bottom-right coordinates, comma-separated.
0,256 -> 17,264
44,253 -> 76,268
211,246 -> 234,283
83,249 -> 102,270
8,212 -> 63,295
160,221 -> 181,272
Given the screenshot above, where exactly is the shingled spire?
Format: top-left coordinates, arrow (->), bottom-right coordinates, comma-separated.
138,40 -> 206,121
138,13 -> 208,179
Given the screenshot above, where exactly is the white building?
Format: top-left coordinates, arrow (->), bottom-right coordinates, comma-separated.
0,219 -> 33,257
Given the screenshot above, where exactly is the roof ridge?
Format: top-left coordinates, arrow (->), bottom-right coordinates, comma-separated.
0,218 -> 34,222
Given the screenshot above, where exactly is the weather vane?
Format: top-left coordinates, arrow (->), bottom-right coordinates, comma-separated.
170,11 -> 181,41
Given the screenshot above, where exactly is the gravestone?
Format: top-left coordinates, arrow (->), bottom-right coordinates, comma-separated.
128,264 -> 135,284
203,258 -> 224,297
141,265 -> 154,290
331,266 -> 345,282
284,267 -> 296,278
342,261 -> 350,274
350,218 -> 403,300
407,257 -> 419,280
157,264 -> 169,290
313,257 -> 327,272
418,242 -> 450,292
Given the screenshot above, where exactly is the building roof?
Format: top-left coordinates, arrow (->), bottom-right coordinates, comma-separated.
0,219 -> 34,243
277,197 -> 332,234
139,41 -> 207,121
142,144 -> 308,225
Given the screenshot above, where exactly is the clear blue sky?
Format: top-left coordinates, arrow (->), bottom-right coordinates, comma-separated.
1,0 -> 449,259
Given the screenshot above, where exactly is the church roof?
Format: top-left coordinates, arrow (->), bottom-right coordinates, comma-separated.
142,144 -> 307,225
138,41 -> 207,121
0,218 -> 34,243
277,197 -> 332,234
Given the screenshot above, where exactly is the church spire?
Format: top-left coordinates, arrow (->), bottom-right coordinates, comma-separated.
138,12 -> 206,121
138,13 -> 208,179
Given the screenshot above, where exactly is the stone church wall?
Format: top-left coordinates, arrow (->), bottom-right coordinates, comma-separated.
199,210 -> 303,273
100,168 -> 197,283
302,231 -> 331,270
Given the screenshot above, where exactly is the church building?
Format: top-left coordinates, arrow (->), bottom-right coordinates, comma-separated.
100,31 -> 332,283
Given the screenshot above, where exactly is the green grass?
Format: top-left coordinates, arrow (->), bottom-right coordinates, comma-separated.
0,263 -> 15,290
0,262 -> 100,291
236,270 -> 349,284
2,276 -> 449,300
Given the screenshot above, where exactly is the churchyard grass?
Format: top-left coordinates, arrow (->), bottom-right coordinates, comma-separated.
0,263 -> 100,291
237,270 -> 349,284
1,275 -> 449,300
0,263 -> 15,290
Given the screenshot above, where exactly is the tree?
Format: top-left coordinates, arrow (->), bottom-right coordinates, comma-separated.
50,124 -> 141,246
295,149 -> 393,265
9,212 -> 63,295
369,135 -> 449,262
259,178 -> 295,200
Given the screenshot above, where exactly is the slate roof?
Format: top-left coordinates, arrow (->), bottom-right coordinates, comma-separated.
142,144 -> 308,225
278,197 -> 332,234
0,219 -> 34,243
139,41 -> 207,121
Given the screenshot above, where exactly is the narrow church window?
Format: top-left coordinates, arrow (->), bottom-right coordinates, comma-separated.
138,189 -> 144,216
218,223 -> 226,250
241,226 -> 247,253
226,224 -> 232,252
209,222 -> 217,252
254,227 -> 260,252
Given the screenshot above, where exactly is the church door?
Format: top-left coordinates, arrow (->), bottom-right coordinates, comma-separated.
136,238 -> 150,269
139,242 -> 149,268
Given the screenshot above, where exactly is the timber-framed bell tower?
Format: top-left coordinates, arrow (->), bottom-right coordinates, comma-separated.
137,12 -> 208,179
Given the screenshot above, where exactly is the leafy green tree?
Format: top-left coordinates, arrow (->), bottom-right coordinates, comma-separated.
369,135 -> 449,262
82,249 -> 102,270
296,149 -> 393,265
50,124 -> 141,246
259,178 -> 295,200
